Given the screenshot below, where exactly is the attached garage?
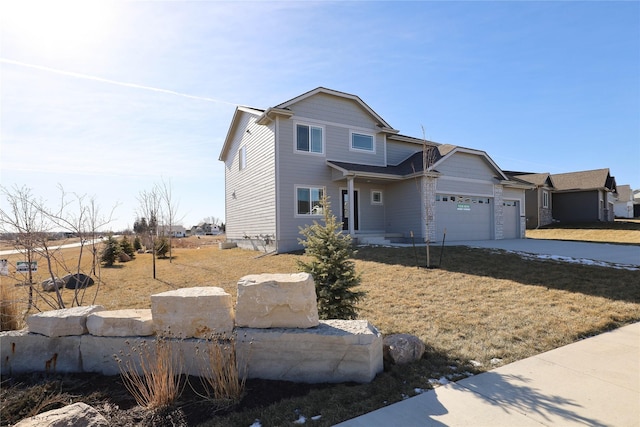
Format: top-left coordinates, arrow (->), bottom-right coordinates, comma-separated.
435,195 -> 493,241
502,200 -> 520,239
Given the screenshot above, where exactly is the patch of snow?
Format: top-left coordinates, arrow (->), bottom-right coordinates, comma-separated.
469,360 -> 483,367
250,420 -> 262,427
428,378 -> 441,387
438,376 -> 450,385
293,415 -> 306,424
490,358 -> 503,365
311,415 -> 322,421
414,387 -> 426,394
501,250 -> 639,271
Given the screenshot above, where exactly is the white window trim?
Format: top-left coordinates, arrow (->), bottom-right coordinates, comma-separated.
542,190 -> 549,208
294,185 -> 325,217
238,145 -> 246,171
371,190 -> 383,205
294,122 -> 325,156
349,130 -> 376,154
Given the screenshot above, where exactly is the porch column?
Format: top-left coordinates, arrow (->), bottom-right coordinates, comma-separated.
347,176 -> 355,236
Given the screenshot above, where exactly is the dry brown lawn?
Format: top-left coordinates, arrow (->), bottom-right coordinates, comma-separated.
526,219 -> 640,244
2,233 -> 639,425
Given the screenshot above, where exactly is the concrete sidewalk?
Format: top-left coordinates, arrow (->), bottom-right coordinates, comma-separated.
444,239 -> 640,266
335,322 -> 640,427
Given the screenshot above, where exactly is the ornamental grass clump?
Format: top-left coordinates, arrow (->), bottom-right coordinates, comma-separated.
191,332 -> 247,410
115,338 -> 185,409
298,196 -> 365,320
0,283 -> 23,331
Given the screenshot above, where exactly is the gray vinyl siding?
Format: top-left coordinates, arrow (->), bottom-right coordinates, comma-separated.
290,93 -> 375,129
436,178 -> 494,196
387,141 -> 422,165
436,152 -> 498,181
224,112 -> 276,241
385,180 -> 423,238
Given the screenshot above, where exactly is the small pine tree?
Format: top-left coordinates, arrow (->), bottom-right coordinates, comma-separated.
155,236 -> 169,258
101,235 -> 122,267
133,236 -> 142,252
120,236 -> 136,259
298,196 -> 365,320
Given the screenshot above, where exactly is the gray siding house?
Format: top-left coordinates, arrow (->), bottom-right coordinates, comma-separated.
613,185 -> 634,219
550,168 -> 617,223
506,172 -> 555,229
219,88 -> 530,253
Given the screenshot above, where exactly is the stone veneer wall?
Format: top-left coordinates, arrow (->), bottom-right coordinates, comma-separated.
0,273 -> 383,384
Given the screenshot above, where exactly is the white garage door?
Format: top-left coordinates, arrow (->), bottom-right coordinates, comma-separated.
435,195 -> 492,241
503,200 -> 519,239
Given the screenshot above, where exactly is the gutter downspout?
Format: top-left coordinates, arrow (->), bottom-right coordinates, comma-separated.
347,175 -> 355,237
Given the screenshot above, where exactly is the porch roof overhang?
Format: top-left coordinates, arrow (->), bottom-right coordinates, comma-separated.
327,156 -> 441,183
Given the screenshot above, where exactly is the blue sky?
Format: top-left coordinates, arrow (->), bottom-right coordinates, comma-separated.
1,1 -> 638,231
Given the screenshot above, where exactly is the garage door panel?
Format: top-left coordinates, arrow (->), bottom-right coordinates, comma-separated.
435,197 -> 492,241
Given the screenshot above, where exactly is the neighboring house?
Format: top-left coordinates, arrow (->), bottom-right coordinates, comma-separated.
218,87 -> 531,253
549,168 -> 617,223
506,172 -> 554,229
613,185 -> 634,218
158,225 -> 186,238
190,223 -> 221,235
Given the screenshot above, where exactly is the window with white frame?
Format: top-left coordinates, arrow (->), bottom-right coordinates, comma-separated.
371,190 -> 383,205
239,146 -> 246,170
296,124 -> 323,154
542,190 -> 549,208
296,186 -> 324,215
350,131 -> 374,152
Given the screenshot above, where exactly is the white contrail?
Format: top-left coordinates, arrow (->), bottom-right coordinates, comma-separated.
0,57 -> 238,105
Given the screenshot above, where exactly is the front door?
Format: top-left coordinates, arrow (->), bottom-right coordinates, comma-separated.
341,190 -> 359,231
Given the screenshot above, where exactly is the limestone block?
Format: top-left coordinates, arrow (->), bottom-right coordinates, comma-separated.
27,305 -> 105,337
0,330 -> 81,375
151,287 -> 234,338
383,333 -> 425,365
80,335 -> 208,377
236,319 -> 383,383
15,402 -> 108,427
86,309 -> 153,337
81,335 -> 156,375
236,273 -> 319,328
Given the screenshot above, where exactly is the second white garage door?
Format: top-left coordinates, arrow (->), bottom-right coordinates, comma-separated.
435,195 -> 492,241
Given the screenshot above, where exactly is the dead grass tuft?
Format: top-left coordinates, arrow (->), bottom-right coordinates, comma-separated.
115,338 -> 185,409
1,283 -> 24,331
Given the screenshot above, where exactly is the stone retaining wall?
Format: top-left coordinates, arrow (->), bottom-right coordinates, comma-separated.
0,273 -> 383,384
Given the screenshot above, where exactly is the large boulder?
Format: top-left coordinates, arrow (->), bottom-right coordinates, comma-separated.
27,305 -> 105,337
86,309 -> 153,337
41,277 -> 64,292
118,252 -> 131,262
15,402 -> 108,427
151,287 -> 234,338
383,333 -> 425,365
236,319 -> 383,383
63,273 -> 95,290
236,273 -> 319,328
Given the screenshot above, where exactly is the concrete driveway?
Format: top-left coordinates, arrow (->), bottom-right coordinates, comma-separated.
444,238 -> 640,267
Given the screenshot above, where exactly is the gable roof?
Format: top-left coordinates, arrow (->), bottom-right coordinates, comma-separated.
273,87 -> 398,133
616,184 -> 632,201
507,172 -> 553,187
550,168 -> 616,192
327,145 -> 510,182
218,106 -> 264,161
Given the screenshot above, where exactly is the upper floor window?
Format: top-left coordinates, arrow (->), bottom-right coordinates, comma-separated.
239,146 -> 246,170
296,186 -> 324,215
350,131 -> 374,152
296,124 -> 323,154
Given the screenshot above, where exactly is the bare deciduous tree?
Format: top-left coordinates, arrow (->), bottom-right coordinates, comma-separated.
137,187 -> 162,279
157,178 -> 181,263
